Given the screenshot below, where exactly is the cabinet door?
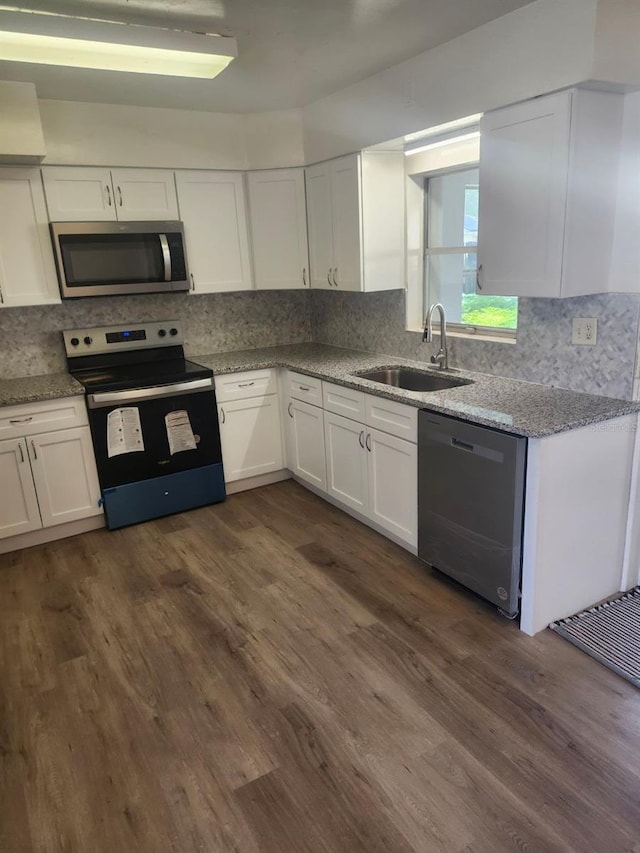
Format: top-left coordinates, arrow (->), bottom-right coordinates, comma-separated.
0,438 -> 42,540
110,169 -> 179,221
305,162 -> 334,290
367,427 -> 417,547
248,169 -> 310,290
477,91 -> 571,297
289,398 -> 326,491
324,411 -> 368,514
175,170 -> 253,293
42,166 -> 116,221
29,427 -> 102,528
0,168 -> 60,307
330,155 -> 362,291
218,396 -> 284,483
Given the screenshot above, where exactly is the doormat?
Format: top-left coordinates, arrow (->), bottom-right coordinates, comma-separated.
550,587 -> 640,688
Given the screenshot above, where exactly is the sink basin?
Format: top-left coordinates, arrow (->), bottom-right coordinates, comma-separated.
354,366 -> 473,393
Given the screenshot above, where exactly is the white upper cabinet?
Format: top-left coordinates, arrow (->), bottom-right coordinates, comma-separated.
0,168 -> 60,307
175,170 -> 253,293
477,89 -> 624,298
247,169 -> 310,290
42,167 -> 179,222
305,152 -> 405,292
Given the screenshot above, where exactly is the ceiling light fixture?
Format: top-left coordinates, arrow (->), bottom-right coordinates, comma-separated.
0,8 -> 237,79
404,130 -> 480,157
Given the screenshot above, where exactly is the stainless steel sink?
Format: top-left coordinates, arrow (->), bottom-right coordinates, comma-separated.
354,366 -> 473,393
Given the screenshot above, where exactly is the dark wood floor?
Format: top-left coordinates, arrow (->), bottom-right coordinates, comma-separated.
2,480 -> 640,852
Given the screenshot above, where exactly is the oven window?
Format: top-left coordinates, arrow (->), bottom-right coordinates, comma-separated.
59,233 -> 164,286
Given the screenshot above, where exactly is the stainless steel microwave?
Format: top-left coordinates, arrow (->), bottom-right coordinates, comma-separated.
49,221 -> 190,299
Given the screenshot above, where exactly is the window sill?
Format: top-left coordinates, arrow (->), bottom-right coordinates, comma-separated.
408,325 -> 517,344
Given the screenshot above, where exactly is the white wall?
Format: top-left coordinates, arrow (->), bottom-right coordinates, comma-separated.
302,0 -> 599,162
38,100 -> 306,170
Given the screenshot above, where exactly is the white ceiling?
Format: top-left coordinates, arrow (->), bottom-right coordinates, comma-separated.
0,0 -> 535,112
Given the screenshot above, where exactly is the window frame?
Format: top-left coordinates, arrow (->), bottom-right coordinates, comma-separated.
405,161 -> 517,341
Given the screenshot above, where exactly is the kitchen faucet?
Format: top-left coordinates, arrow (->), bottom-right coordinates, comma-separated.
422,302 -> 448,370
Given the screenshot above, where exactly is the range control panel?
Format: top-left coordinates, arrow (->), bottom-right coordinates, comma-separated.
63,321 -> 184,358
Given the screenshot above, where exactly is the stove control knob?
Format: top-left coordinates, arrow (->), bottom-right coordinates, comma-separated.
83,336 -> 93,346
70,337 -> 80,347
169,327 -> 178,336
158,328 -> 167,337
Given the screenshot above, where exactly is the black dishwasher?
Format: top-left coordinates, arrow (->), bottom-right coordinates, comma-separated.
418,410 -> 527,617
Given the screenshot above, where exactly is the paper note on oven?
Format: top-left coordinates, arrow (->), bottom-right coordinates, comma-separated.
165,410 -> 197,456
107,407 -> 144,458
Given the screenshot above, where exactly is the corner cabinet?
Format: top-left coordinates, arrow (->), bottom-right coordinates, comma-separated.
42,167 -> 179,222
305,152 -> 405,292
247,169 -> 310,290
175,170 -> 253,293
0,168 -> 60,307
477,89 -> 624,298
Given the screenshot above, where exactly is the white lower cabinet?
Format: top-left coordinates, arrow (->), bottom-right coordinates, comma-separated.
286,397 -> 327,491
324,411 -> 368,513
218,396 -> 283,482
0,424 -> 102,542
367,427 -> 417,546
29,427 -> 102,527
0,437 -> 42,539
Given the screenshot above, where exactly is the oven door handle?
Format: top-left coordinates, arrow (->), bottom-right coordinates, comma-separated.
159,234 -> 172,282
87,377 -> 213,408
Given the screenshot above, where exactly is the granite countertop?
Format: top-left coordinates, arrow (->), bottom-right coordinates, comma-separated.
2,342 -> 638,438
195,342 -> 640,438
0,373 -> 85,407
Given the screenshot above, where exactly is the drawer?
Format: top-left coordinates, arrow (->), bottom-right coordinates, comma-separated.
365,394 -> 418,443
214,369 -> 277,402
287,371 -> 323,406
0,396 -> 88,440
322,381 -> 365,422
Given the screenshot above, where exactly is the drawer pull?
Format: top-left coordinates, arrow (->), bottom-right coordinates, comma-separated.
9,416 -> 33,424
18,443 -> 24,463
31,440 -> 38,460
237,381 -> 255,388
299,385 -> 311,392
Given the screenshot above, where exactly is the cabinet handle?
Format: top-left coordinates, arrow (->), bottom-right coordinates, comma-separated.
327,269 -> 333,287
359,430 -> 365,449
220,407 -> 225,424
299,385 -> 310,392
302,268 -> 308,287
238,381 -> 255,388
31,440 -> 38,460
287,402 -> 293,418
332,268 -> 338,287
190,273 -> 195,291
366,433 -> 371,452
476,263 -> 483,291
0,284 -> 4,303
117,186 -> 123,207
9,416 -> 32,424
105,184 -> 112,207
18,443 -> 24,463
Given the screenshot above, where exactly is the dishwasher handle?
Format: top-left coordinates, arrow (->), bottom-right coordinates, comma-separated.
451,436 -> 475,453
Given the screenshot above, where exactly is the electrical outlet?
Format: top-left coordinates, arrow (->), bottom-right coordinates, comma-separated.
572,318 -> 598,346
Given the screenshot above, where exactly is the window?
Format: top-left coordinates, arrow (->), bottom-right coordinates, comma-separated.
424,167 -> 517,333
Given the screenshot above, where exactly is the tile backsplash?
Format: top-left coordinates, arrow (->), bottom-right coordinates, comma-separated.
3,286 -> 640,401
311,289 -> 640,400
0,290 -> 311,379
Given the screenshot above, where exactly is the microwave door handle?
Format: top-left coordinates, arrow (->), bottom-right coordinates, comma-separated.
159,234 -> 172,282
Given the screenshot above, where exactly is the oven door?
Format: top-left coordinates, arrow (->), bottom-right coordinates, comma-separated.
50,221 -> 189,298
86,378 -> 224,528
